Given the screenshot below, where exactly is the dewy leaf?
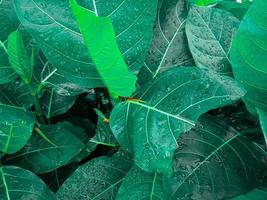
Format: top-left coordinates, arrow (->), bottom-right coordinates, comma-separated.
165,115 -> 266,200
13,0 -> 157,89
110,67 -> 245,174
5,123 -> 84,174
186,6 -> 240,74
257,108 -> 267,145
116,166 -> 165,200
230,0 -> 267,114
138,0 -> 194,85
0,166 -> 56,200
56,152 -> 133,200
0,104 -> 35,154
70,0 -> 137,97
230,188 -> 267,200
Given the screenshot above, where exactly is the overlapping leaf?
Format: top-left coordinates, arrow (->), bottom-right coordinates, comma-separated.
5,122 -> 84,173
110,67 -> 245,174
186,6 -> 239,74
138,0 -> 194,85
0,104 -> 35,154
56,152 -> 133,200
13,0 -> 157,88
230,0 -> 267,113
0,166 -> 55,200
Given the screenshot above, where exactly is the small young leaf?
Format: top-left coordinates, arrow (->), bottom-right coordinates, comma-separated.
70,0 -> 137,97
7,29 -> 33,84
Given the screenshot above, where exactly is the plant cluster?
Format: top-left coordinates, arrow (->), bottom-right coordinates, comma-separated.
0,0 -> 266,199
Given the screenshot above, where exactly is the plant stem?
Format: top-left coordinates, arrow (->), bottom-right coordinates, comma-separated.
0,40 -> 8,54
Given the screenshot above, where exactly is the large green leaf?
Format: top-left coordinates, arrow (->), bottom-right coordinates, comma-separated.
138,0 -> 194,85
0,104 -> 35,154
13,0 -> 157,89
186,6 -> 239,74
5,123 -> 84,174
230,0 -> 267,113
70,0 -> 137,97
116,166 -> 164,200
110,67 -> 245,174
115,116 -> 265,200
7,30 -> 33,84
230,188 -> 267,200
165,116 -> 265,200
56,152 -> 133,200
0,166 -> 55,200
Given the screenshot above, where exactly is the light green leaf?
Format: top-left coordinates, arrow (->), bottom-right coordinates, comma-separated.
70,0 -> 137,97
5,123 -> 84,174
13,0 -> 157,89
165,116 -> 265,200
0,166 -> 55,200
138,0 -> 194,85
230,188 -> 267,200
116,166 -> 164,200
110,67 -> 245,174
257,108 -> 267,145
186,6 -> 239,74
230,0 -> 267,114
0,104 -> 35,154
7,29 -> 33,84
56,152 -> 133,200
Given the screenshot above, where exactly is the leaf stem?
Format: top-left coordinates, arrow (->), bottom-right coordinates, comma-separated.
34,127 -> 58,147
0,40 -> 8,54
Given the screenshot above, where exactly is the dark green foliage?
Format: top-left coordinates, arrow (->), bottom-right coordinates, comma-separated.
0,0 -> 266,199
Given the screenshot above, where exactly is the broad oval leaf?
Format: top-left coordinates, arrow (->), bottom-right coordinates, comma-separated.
70,0 -> 137,97
13,0 -> 157,88
110,67 -> 245,174
0,166 -> 55,200
186,6 -> 239,74
138,0 -> 194,85
5,123 -> 84,174
230,0 -> 267,113
116,166 -> 164,200
56,152 -> 133,200
165,116 -> 266,200
0,104 -> 35,154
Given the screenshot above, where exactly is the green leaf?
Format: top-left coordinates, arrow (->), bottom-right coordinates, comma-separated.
165,115 -> 265,199
90,116 -> 118,147
230,188 -> 267,200
7,29 -> 33,84
70,0 -> 137,97
230,0 -> 267,113
110,67 -> 245,174
5,123 -> 84,174
116,166 -> 164,200
257,108 -> 267,145
13,0 -> 157,89
56,152 -> 133,200
138,0 -> 194,85
186,6 -> 240,74
0,166 -> 55,200
216,1 -> 250,20
0,104 -> 35,154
